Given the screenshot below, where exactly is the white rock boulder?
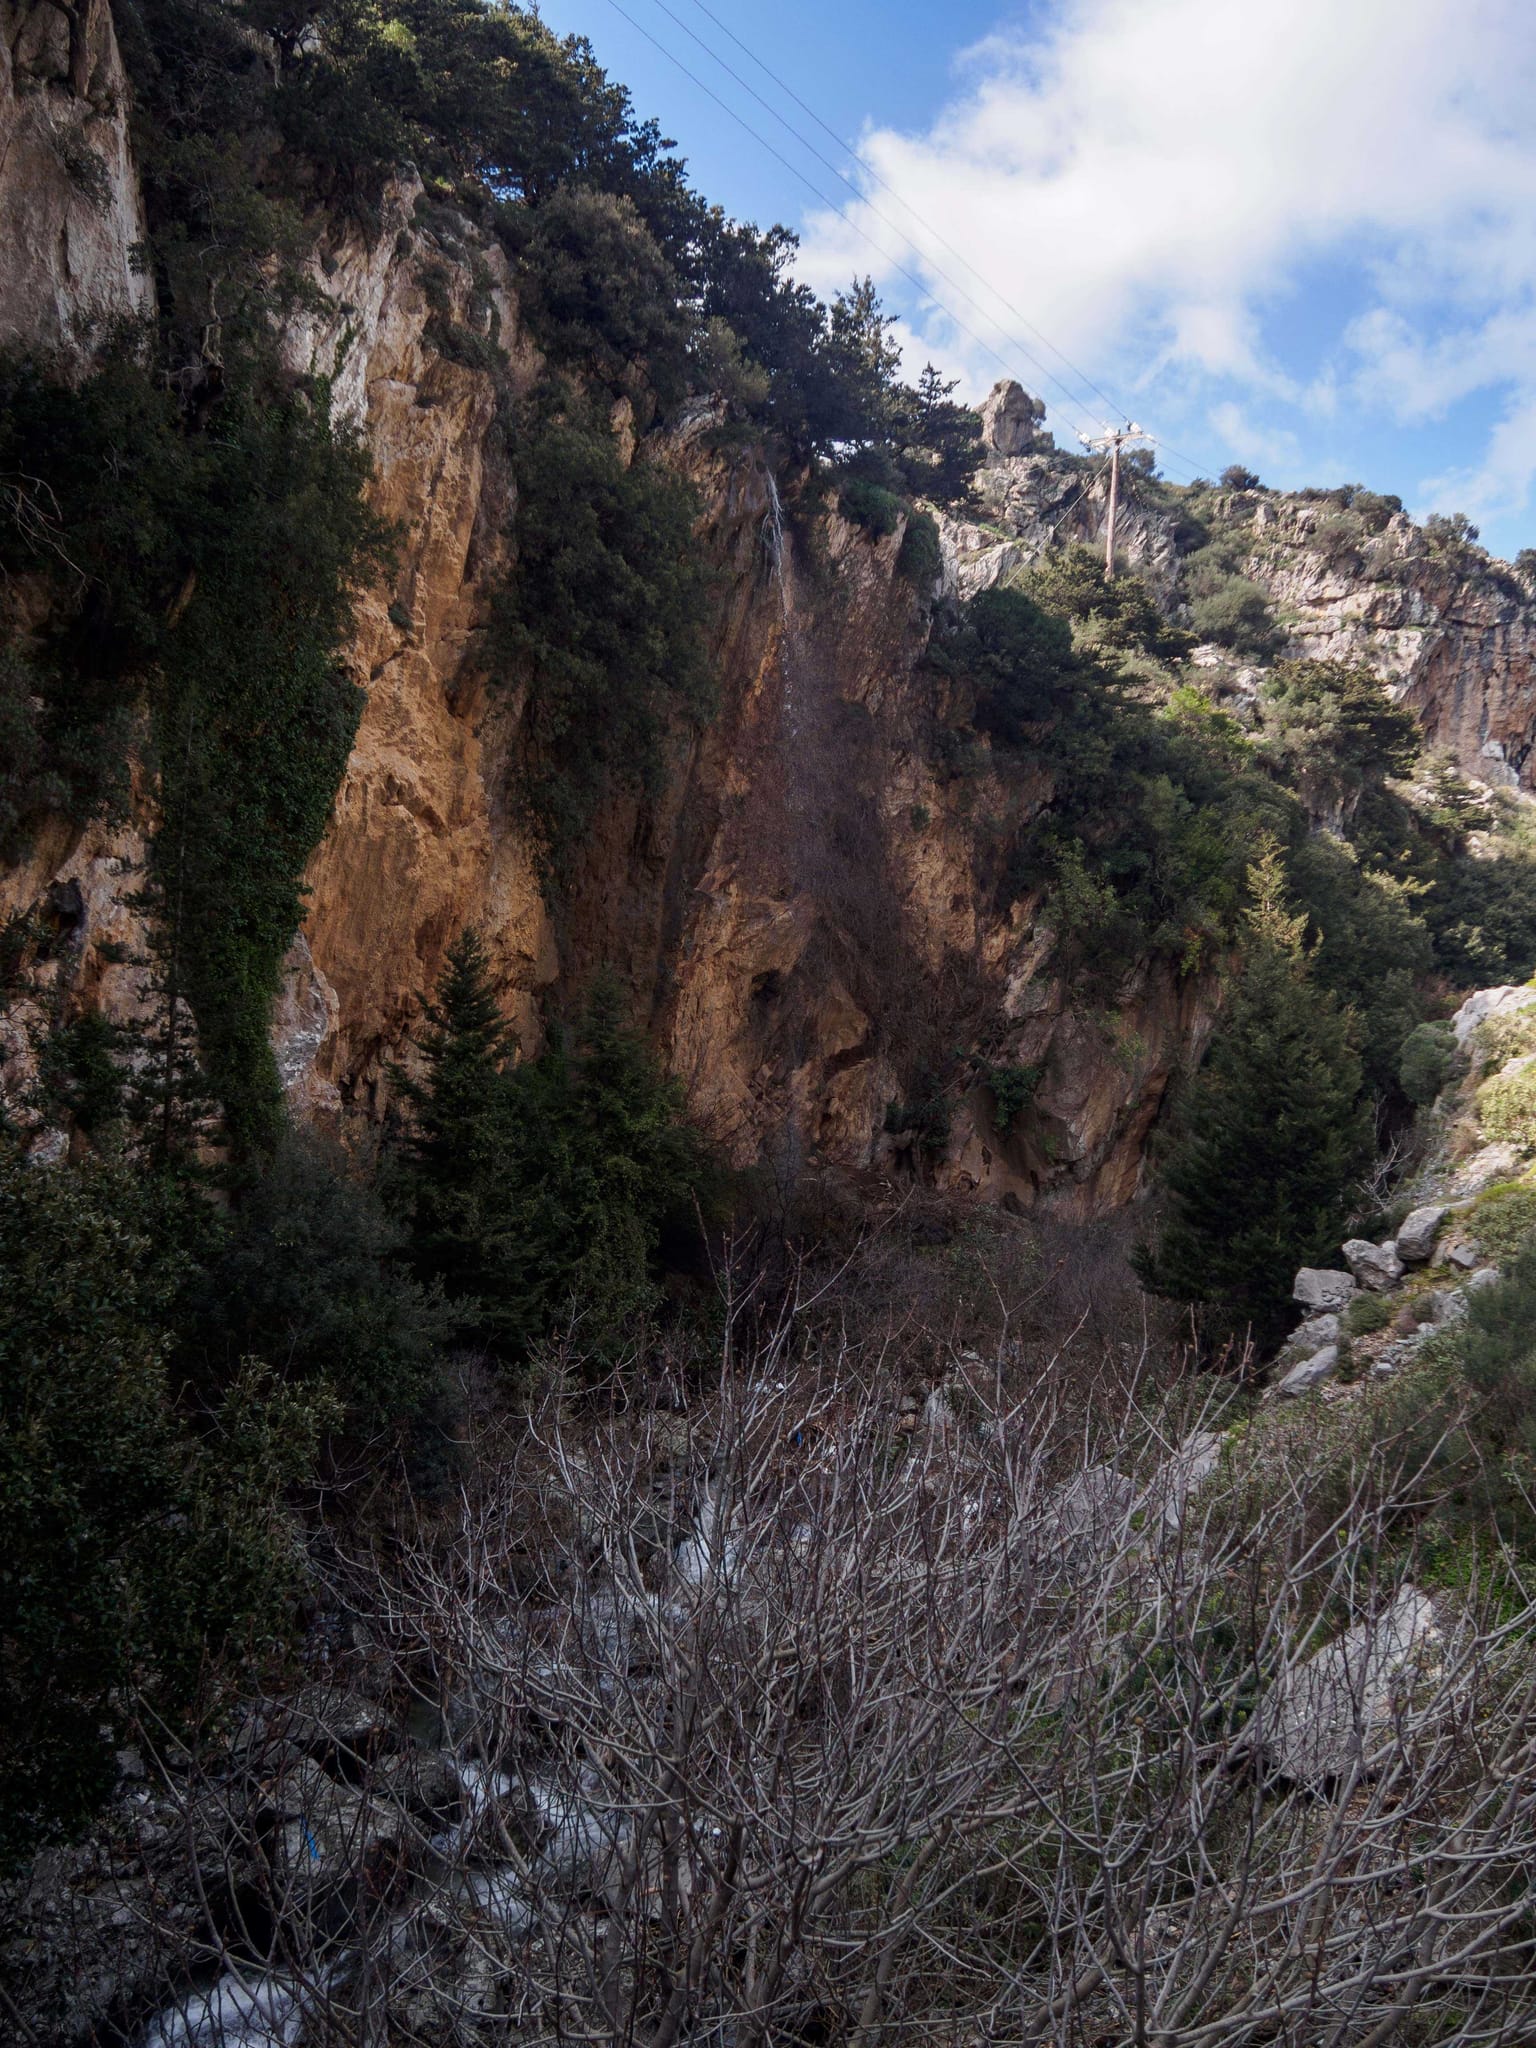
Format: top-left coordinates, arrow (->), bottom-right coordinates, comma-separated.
1395,1204 -> 1448,1263
1274,1345 -> 1339,1399
1449,1142 -> 1527,1195
1283,1311 -> 1340,1357
1451,984 -> 1536,1050
1293,1268 -> 1355,1312
1263,1585 -> 1442,1782
1343,1239 -> 1405,1291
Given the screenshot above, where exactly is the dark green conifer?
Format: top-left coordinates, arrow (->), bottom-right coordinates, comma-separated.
394,927 -> 519,1327
1135,847 -> 1371,1353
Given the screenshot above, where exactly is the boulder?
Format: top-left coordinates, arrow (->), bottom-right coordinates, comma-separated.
1046,1461 -> 1137,1556
1154,1428 -> 1225,1533
1274,1345 -> 1339,1399
978,379 -> 1046,457
1294,1310 -> 1343,1359
1451,984 -> 1536,1050
1426,1287 -> 1468,1325
1448,1142 -> 1526,1196
1343,1239 -> 1405,1291
1469,1265 -> 1502,1292
1395,1204 -> 1447,1263
1446,1241 -> 1480,1270
1293,1268 -> 1355,1312
1263,1585 -> 1441,1783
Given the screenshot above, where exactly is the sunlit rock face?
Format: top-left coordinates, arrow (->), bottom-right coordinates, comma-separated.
0,0 -> 153,357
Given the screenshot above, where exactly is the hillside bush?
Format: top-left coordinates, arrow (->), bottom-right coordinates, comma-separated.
1471,1186 -> 1536,1264
0,1143 -> 322,1867
177,1133 -> 457,1476
838,476 -> 904,538
1260,658 -> 1420,823
1398,1019 -> 1459,1104
1342,1289 -> 1392,1337
1287,833 -> 1428,1100
934,587 -> 1280,984
896,507 -> 942,589
492,389 -> 711,871
1023,544 -> 1190,659
1188,574 -> 1281,659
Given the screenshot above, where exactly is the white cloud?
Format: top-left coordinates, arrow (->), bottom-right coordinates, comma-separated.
795,0 -> 1536,510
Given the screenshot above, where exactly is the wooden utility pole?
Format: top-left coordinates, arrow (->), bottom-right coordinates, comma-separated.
1080,424 -> 1153,579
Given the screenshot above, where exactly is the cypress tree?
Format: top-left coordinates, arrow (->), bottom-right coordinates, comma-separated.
1135,847 -> 1371,1353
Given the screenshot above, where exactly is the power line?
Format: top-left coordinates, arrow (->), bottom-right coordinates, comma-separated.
672,0 -> 1226,484
602,0 -> 1230,500
597,0 -> 1103,448
643,0 -> 1110,441
682,0 -> 1124,426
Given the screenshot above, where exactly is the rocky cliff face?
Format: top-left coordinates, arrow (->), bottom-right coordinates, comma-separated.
0,21 -> 1219,1216
0,0 -> 152,355
950,382 -> 1536,794
279,218 -> 1208,1213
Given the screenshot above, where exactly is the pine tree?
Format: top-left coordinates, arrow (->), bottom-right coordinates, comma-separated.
899,363 -> 982,509
395,943 -> 712,1366
1135,847 -> 1371,1353
394,928 -> 519,1320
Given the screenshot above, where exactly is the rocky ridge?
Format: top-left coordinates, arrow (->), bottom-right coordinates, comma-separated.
946,380 -> 1536,796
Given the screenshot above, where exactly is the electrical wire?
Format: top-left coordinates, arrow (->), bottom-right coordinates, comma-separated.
670,0 -> 1227,483
598,0 -> 1104,448
643,0 -> 1111,440
600,0 -> 1229,513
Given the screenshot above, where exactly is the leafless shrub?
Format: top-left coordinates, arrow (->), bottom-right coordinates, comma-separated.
25,1301 -> 1536,2048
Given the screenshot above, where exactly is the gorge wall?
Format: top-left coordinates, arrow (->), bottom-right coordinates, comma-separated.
4,0 -> 1534,1220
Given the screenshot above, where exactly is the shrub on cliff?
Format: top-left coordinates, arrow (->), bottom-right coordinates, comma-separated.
1260,658 -> 1420,825
506,185 -> 690,405
1022,544 -> 1190,659
0,348 -> 387,1153
1188,574 -> 1281,659
1399,1020 -> 1460,1105
493,389 -> 711,871
1286,830 -> 1430,1100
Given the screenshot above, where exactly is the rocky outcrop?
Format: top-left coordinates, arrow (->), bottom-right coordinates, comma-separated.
0,0 -> 152,355
942,446 -> 1180,603
978,377 -> 1046,458
942,434 -> 1536,798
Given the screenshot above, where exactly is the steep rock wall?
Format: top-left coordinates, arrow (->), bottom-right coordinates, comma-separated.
0,0 -> 151,354
0,165 -> 1212,1213
283,228 -> 1209,1211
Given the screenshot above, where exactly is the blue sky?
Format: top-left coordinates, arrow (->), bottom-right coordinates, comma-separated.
535,0 -> 1536,561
